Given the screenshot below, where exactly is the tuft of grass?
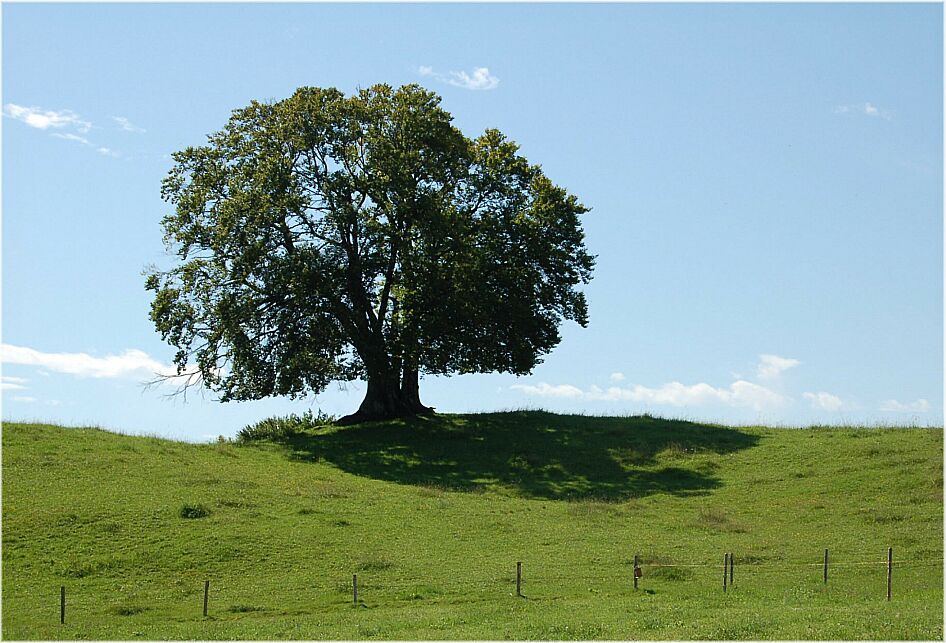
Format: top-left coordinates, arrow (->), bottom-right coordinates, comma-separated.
566,498 -> 626,517
639,555 -> 694,581
357,558 -> 394,573
215,499 -> 255,510
178,503 -> 210,519
236,410 -> 334,444
416,485 -> 447,498
61,556 -> 123,579
660,442 -> 699,459
646,565 -> 693,581
693,506 -> 748,533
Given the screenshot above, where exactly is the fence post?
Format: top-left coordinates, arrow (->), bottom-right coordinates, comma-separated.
729,552 -> 734,585
823,549 -> 829,584
60,586 -> 65,624
723,553 -> 728,592
886,547 -> 892,601
516,561 -> 522,597
633,554 -> 639,590
353,574 -> 358,605
203,580 -> 209,617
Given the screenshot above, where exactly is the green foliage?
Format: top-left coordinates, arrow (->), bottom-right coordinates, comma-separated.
3,416 -> 942,639
236,410 -> 335,443
145,85 -> 594,416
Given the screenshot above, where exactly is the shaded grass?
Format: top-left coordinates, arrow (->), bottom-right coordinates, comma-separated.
283,411 -> 760,500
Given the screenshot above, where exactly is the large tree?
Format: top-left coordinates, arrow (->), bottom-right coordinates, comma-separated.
147,84 -> 594,423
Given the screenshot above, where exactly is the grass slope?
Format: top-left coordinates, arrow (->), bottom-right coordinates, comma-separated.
2,412 -> 942,639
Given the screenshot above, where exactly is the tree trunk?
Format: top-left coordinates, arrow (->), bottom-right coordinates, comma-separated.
336,364 -> 434,425
335,314 -> 433,424
401,363 -> 434,416
336,372 -> 408,425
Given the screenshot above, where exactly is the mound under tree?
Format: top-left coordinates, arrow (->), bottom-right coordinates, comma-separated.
147,84 -> 594,423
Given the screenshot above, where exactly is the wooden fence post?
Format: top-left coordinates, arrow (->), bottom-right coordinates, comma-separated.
633,554 -> 639,590
353,574 -> 358,605
823,549 -> 829,584
723,553 -> 728,592
729,552 -> 734,585
60,586 -> 65,624
516,562 -> 522,597
203,580 -> 209,617
886,547 -> 892,601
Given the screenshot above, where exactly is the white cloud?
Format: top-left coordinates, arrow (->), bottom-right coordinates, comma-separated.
447,67 -> 499,91
803,391 -> 844,411
835,102 -> 892,120
879,398 -> 930,413
512,378 -> 785,411
11,396 -> 37,403
509,382 -> 585,399
1,375 -> 28,391
1,343 -> 183,382
727,380 -> 786,410
112,116 -> 145,133
97,147 -> 119,157
757,354 -> 800,381
609,372 -> 626,382
588,380 -> 784,411
3,103 -> 91,132
418,65 -> 499,91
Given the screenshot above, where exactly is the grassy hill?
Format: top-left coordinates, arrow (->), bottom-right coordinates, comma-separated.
2,412 -> 942,639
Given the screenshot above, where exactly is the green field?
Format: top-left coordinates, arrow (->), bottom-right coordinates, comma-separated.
2,412 -> 942,639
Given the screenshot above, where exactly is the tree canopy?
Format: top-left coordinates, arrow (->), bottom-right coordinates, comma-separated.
146,84 -> 594,423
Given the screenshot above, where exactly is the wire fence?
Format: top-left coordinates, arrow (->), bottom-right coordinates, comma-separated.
5,548 -> 943,624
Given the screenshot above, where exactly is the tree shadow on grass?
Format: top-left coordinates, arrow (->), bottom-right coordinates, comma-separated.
281,411 -> 760,501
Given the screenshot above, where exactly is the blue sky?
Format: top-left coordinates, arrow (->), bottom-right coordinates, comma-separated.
2,3 -> 942,440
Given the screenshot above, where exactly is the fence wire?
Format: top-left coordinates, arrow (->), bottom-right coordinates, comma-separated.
4,550 -> 941,622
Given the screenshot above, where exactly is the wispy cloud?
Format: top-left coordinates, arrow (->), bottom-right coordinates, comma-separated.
512,379 -> 785,412
11,396 -> 37,403
112,116 -> 145,133
3,103 -> 91,132
879,398 -> 930,413
51,132 -> 91,145
757,354 -> 800,381
834,102 -> 892,120
803,391 -> 844,411
1,375 -> 28,391
609,372 -> 626,383
50,131 -> 119,156
1,343 -> 184,383
418,65 -> 499,91
5,103 -> 121,156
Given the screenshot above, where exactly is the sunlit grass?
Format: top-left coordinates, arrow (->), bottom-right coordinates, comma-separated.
2,412 -> 942,639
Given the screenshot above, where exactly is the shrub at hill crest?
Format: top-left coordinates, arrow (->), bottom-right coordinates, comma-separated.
147,84 -> 594,423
